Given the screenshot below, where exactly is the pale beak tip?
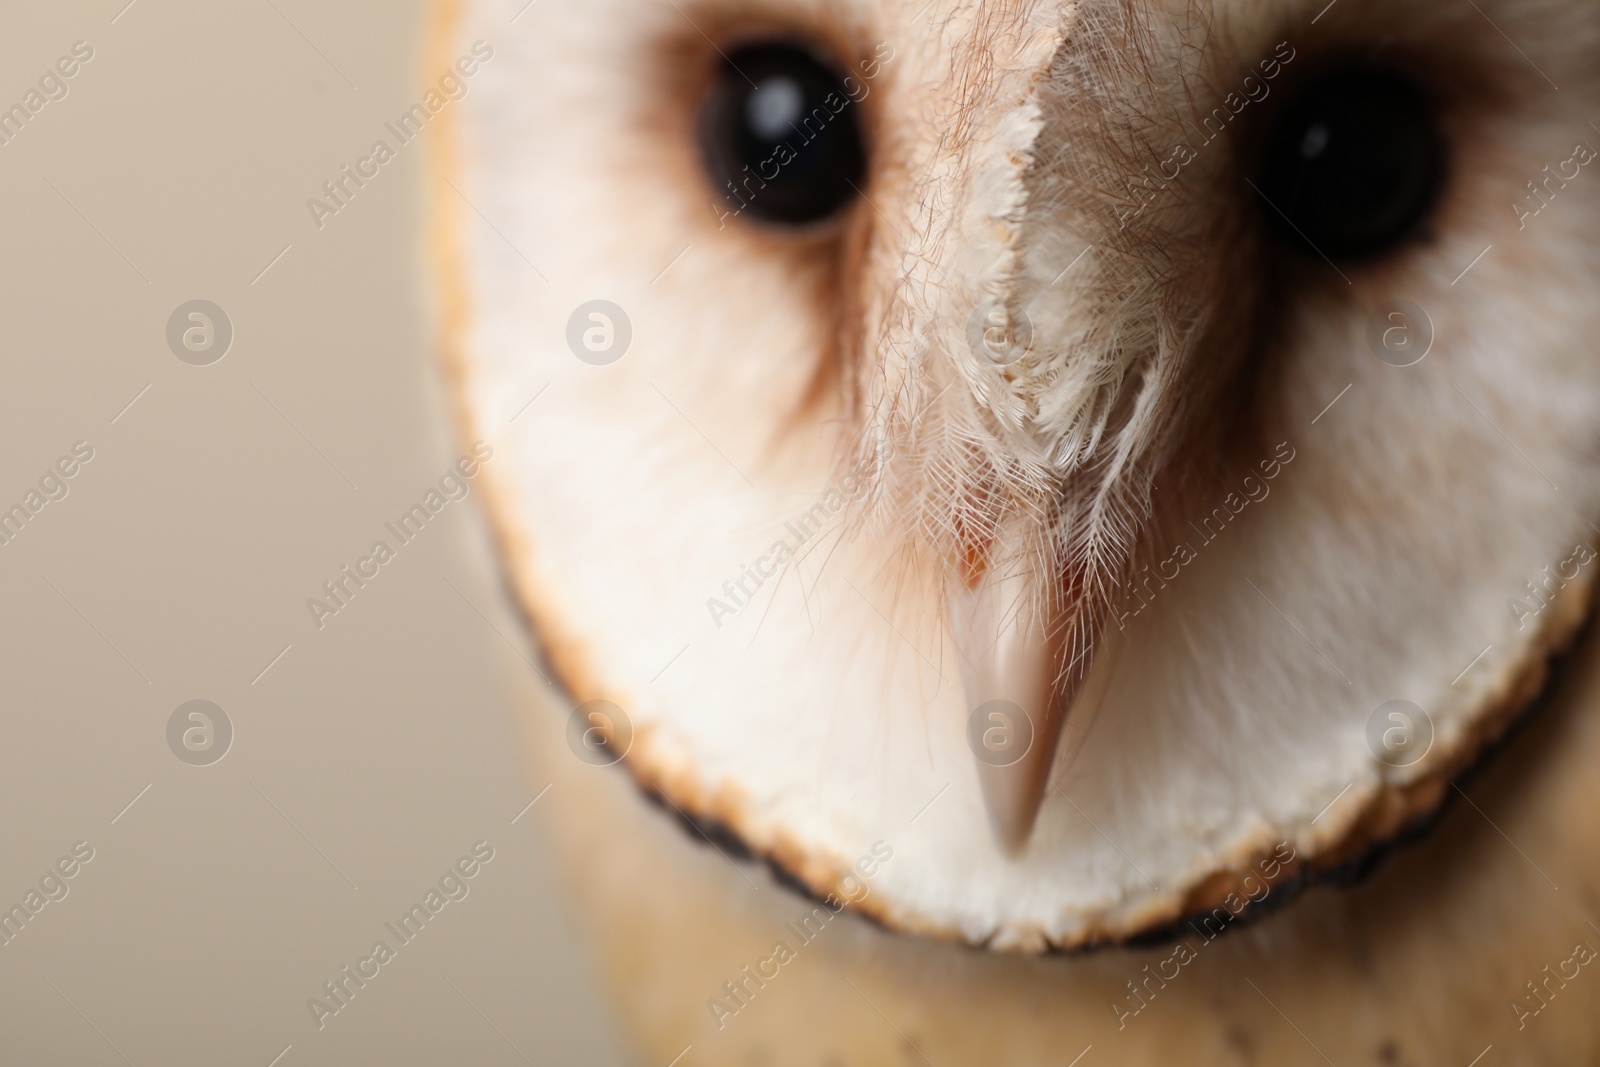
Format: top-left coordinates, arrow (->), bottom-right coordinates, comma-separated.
975,719 -> 1061,856
980,775 -> 1045,856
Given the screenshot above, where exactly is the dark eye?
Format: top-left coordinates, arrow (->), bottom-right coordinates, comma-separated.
698,42 -> 867,227
1256,64 -> 1445,261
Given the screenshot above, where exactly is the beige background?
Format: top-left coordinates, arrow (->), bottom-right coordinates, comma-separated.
0,2 -> 630,1064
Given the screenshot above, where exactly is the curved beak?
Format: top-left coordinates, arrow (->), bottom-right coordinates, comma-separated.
950,526 -> 1102,854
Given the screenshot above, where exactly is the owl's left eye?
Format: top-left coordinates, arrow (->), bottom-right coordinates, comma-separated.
697,42 -> 867,227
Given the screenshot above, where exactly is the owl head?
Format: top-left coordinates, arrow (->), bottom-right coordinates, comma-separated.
433,0 -> 1600,949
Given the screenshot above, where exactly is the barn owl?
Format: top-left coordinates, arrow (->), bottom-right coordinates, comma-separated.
431,0 -> 1600,968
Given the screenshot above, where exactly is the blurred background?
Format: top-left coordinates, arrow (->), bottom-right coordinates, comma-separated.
0,2 -> 631,1063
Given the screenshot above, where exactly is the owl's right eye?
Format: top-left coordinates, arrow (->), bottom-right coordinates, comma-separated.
697,42 -> 867,227
1255,64 -> 1446,262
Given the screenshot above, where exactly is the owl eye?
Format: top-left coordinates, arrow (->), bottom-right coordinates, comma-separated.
697,42 -> 867,226
1255,64 -> 1445,261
